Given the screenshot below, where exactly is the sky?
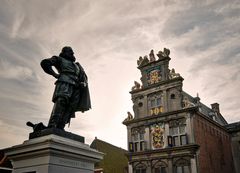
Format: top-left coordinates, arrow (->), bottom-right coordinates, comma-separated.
0,0 -> 239,149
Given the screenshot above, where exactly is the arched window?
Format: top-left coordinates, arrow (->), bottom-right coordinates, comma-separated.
134,163 -> 147,173
174,159 -> 191,173
153,161 -> 167,173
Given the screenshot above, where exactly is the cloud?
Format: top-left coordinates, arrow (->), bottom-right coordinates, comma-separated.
0,60 -> 34,80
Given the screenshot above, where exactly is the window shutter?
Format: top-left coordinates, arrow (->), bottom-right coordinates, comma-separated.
167,136 -> 173,147
134,142 -> 138,151
129,142 -> 134,152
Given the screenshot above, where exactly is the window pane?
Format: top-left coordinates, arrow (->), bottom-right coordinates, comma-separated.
155,168 -> 160,173
140,133 -> 144,140
173,136 -> 179,146
151,100 -> 155,107
136,168 -> 146,173
157,98 -> 161,106
161,167 -> 166,173
155,166 -> 166,173
180,135 -> 187,145
169,128 -> 173,135
176,166 -> 183,173
183,166 -> 190,173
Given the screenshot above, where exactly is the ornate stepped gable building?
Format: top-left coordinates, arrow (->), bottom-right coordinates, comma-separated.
123,48 -> 235,173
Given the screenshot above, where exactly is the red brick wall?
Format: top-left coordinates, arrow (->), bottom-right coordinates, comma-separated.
193,114 -> 235,173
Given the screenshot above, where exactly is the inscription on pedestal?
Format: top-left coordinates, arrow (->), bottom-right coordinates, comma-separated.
58,158 -> 93,170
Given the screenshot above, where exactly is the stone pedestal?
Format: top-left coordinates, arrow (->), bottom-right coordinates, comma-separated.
4,134 -> 104,173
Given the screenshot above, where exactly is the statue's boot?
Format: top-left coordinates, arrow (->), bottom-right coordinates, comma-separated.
58,111 -> 74,130
48,114 -> 61,128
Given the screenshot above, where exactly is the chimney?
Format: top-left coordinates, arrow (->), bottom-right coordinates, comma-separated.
211,103 -> 220,113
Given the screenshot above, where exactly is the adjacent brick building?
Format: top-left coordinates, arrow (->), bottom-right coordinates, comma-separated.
123,48 -> 236,173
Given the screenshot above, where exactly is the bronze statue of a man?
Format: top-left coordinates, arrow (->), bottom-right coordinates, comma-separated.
41,46 -> 91,130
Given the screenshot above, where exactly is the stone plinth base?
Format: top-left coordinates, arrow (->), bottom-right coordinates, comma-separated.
29,128 -> 85,143
4,134 -> 104,173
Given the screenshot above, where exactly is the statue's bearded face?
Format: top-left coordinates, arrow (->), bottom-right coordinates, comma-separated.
61,47 -> 76,62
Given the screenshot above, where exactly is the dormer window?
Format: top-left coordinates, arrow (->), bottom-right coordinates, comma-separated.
209,112 -> 217,122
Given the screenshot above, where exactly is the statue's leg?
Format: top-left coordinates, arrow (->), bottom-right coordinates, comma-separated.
58,85 -> 78,129
48,97 -> 67,128
57,113 -> 69,129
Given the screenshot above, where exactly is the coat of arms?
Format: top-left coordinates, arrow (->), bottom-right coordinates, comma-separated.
151,124 -> 164,149
147,69 -> 161,85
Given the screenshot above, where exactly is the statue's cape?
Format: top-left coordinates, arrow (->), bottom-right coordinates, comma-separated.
76,82 -> 91,112
75,62 -> 91,113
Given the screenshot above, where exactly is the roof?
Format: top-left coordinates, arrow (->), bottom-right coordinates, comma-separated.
90,138 -> 128,173
225,121 -> 240,133
182,91 -> 228,125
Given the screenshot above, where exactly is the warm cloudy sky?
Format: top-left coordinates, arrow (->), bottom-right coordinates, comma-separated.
0,0 -> 239,149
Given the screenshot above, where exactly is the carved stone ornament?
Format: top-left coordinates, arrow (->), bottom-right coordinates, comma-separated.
137,48 -> 170,67
169,119 -> 186,127
149,49 -> 156,62
131,81 -> 141,91
169,68 -> 180,79
124,111 -> 134,122
182,97 -> 195,108
157,48 -> 170,58
137,56 -> 143,66
137,55 -> 149,67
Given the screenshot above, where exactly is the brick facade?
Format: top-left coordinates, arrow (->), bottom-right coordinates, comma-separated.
193,114 -> 235,173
